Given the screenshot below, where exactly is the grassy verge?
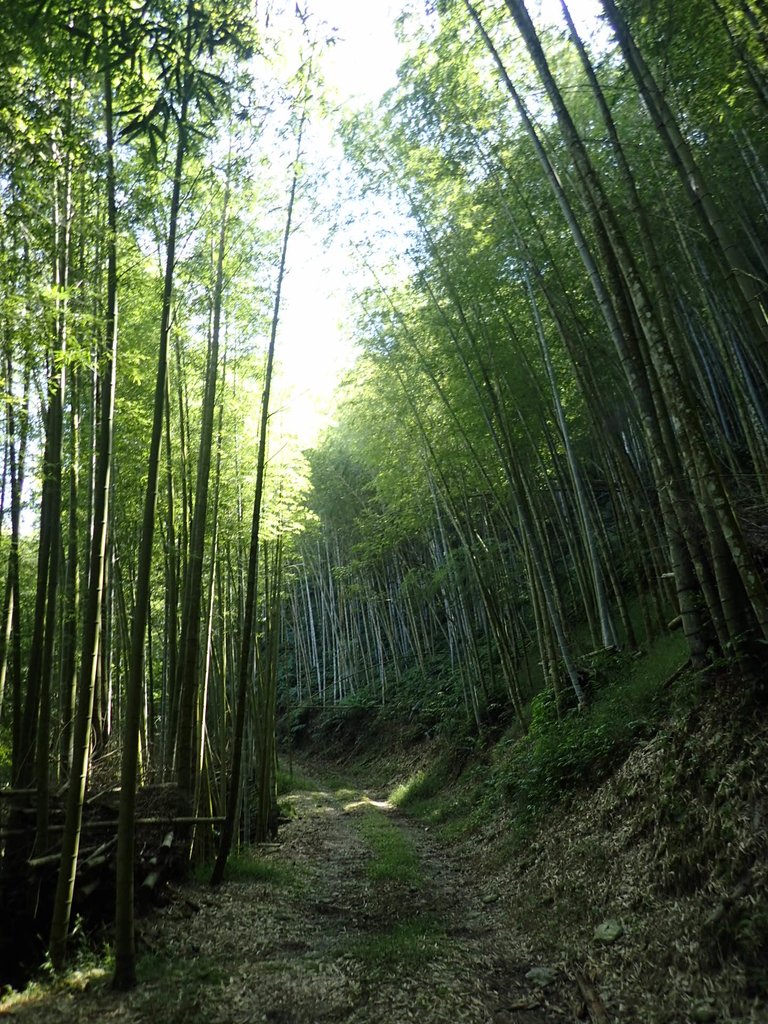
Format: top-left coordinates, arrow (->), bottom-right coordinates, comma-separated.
348,800 -> 422,886
338,787 -> 422,887
388,754 -> 481,840
337,790 -> 445,970
135,952 -> 225,988
192,847 -> 302,888
347,918 -> 445,969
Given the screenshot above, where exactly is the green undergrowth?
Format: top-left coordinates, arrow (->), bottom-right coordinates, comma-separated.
276,764 -> 316,795
389,632 -> 691,843
129,954 -> 228,1023
344,796 -> 422,887
492,633 -> 690,828
192,848 -> 300,888
0,734 -> 11,787
346,918 -> 445,970
388,753 -> 480,840
1,942 -> 113,1011
136,951 -> 225,989
2,935 -> 229,1016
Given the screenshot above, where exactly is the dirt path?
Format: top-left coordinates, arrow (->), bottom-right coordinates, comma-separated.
2,778 -> 574,1023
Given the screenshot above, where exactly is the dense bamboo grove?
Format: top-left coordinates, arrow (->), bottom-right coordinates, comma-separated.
0,0 -> 766,993
286,0 -> 768,729
0,0 -> 311,987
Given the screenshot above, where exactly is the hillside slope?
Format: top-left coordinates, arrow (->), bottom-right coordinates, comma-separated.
292,675 -> 768,1022
2,674 -> 765,1023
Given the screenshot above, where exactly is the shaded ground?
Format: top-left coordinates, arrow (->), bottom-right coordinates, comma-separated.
1,780 -> 580,1023
9,692 -> 764,1024
481,692 -> 768,1024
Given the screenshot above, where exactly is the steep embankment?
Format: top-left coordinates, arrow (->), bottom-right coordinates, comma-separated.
469,684 -> 768,1023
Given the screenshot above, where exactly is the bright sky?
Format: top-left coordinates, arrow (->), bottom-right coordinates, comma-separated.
272,1 -> 405,451
272,0 -> 602,451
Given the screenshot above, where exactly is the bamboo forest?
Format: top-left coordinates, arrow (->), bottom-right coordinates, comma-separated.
1,0 -> 767,1020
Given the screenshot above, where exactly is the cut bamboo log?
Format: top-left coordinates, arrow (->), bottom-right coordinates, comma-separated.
82,837 -> 118,867
140,830 -> 175,895
1,814 -> 225,841
574,970 -> 609,1024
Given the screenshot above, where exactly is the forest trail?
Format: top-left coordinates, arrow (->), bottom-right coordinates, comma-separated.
2,775 -> 574,1023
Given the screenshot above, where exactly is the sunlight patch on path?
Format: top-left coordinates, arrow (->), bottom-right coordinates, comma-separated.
343,795 -> 393,813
